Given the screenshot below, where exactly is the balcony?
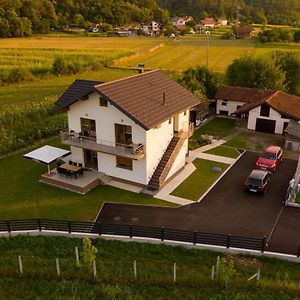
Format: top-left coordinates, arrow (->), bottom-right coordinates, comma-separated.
176,122 -> 195,139
61,132 -> 145,160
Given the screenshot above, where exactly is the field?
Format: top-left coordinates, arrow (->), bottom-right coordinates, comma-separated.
1,236 -> 300,299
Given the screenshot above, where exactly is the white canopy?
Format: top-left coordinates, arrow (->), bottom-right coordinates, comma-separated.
24,145 -> 71,174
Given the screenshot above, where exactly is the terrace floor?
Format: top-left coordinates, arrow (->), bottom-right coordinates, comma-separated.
40,169 -> 101,194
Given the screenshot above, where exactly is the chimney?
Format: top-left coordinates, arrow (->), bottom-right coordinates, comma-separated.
138,63 -> 145,74
163,92 -> 166,106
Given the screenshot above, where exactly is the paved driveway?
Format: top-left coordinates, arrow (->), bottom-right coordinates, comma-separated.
98,152 -> 298,254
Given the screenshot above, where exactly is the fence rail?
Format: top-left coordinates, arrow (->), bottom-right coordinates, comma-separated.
0,219 -> 266,253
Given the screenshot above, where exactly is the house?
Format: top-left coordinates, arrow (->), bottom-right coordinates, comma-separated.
215,85 -> 300,134
236,27 -> 253,39
218,18 -> 228,26
171,16 -> 193,26
284,121 -> 300,152
200,18 -> 216,28
142,21 -> 161,37
53,70 -> 199,191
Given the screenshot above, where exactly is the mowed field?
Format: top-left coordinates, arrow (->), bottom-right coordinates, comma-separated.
1,35 -> 300,106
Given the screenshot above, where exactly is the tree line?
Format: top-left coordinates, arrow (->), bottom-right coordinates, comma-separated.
158,0 -> 300,26
1,0 -> 300,38
0,0 -> 169,37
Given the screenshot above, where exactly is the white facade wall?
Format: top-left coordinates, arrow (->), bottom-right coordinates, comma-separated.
247,106 -> 290,134
216,99 -> 245,115
66,92 -> 190,186
166,139 -> 188,181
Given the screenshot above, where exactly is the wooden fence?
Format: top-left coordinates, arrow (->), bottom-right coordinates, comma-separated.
0,219 -> 266,253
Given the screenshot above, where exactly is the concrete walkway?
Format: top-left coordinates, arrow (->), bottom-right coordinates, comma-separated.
191,152 -> 236,165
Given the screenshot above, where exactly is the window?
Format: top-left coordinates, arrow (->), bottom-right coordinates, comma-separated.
184,110 -> 187,116
237,105 -> 241,110
115,124 -> 132,145
116,156 -> 133,170
221,102 -> 227,106
99,97 -> 108,107
169,119 -> 172,124
260,104 -> 270,117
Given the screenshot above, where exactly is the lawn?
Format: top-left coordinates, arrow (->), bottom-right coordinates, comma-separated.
0,136 -> 175,221
204,145 -> 240,159
296,192 -> 300,204
192,117 -> 236,140
1,236 -> 300,299
223,131 -> 283,152
171,158 -> 229,201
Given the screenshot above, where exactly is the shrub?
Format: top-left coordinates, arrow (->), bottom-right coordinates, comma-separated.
82,237 -> 98,271
217,257 -> 236,287
52,57 -> 82,75
5,68 -> 34,84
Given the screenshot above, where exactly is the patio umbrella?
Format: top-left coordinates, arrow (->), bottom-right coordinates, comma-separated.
23,145 -> 71,175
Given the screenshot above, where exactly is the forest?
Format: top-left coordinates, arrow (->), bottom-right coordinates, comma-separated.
0,0 -> 300,38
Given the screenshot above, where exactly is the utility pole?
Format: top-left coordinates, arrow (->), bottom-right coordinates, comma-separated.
206,31 -> 210,68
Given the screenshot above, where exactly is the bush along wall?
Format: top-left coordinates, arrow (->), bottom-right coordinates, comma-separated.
0,97 -> 67,156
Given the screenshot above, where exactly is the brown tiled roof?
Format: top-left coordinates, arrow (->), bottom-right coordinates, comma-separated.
214,85 -> 275,103
95,70 -> 200,130
285,120 -> 300,138
55,70 -> 200,130
233,90 -> 300,120
237,27 -> 253,33
53,79 -> 102,113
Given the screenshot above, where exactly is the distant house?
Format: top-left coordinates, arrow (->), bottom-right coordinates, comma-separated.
215,85 -> 300,134
53,70 -> 199,191
236,27 -> 253,39
284,121 -> 300,152
201,18 -> 216,28
218,18 -> 228,26
142,21 -> 161,37
171,16 -> 194,26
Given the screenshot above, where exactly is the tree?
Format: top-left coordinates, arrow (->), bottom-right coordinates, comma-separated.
271,51 -> 300,95
82,237 -> 98,271
226,56 -> 286,91
179,66 -> 221,98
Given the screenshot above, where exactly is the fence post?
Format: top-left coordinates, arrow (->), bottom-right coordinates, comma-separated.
173,263 -> 177,283
211,265 -> 215,280
161,227 -> 165,241
68,221 -> 72,234
226,234 -> 231,249
18,255 -> 23,275
93,260 -> 97,279
133,260 -> 137,279
98,222 -> 102,236
56,258 -> 60,277
75,246 -> 80,267
261,236 -> 267,253
193,231 -> 197,245
129,224 -> 133,238
37,219 -> 42,232
6,220 -> 11,233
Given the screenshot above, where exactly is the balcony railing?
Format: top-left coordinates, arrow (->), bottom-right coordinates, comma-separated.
61,131 -> 145,160
176,122 -> 195,139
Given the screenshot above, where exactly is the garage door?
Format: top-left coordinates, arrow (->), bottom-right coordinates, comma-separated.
255,118 -> 276,133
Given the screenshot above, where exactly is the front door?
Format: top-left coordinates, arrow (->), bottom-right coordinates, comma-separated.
84,150 -> 98,170
173,115 -> 179,133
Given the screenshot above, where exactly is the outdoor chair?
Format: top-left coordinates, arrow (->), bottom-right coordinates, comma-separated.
78,163 -> 83,168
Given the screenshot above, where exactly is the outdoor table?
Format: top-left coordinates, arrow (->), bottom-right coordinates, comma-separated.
60,163 -> 82,177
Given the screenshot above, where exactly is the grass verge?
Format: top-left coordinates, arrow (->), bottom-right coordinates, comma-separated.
204,145 -> 240,159
0,136 -> 175,221
171,158 -> 229,201
1,236 -> 300,299
192,117 -> 236,141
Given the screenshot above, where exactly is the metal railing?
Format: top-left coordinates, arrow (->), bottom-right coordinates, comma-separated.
60,131 -> 145,159
0,218 -> 266,253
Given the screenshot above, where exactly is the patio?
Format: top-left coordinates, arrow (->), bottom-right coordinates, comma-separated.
40,168 -> 103,194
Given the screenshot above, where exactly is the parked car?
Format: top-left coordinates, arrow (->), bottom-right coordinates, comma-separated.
255,146 -> 283,172
244,169 -> 272,194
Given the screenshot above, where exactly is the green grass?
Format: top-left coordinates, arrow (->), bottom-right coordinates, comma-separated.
171,158 -> 229,201
1,236 -> 300,299
204,145 -> 240,158
224,132 -> 283,152
192,117 -> 236,140
296,192 -> 300,204
0,136 -> 175,221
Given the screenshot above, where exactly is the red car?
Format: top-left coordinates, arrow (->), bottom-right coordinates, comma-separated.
255,146 -> 283,172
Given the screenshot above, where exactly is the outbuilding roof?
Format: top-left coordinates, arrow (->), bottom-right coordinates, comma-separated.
284,120 -> 300,138
54,70 -> 200,130
214,85 -> 275,103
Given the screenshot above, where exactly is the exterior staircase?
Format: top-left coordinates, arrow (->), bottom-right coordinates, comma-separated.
146,136 -> 184,191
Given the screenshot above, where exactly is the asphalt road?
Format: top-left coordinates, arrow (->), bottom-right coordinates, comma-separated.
98,152 -> 298,254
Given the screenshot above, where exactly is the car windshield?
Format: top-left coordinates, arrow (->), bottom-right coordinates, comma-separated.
261,152 -> 276,160
248,178 -> 262,186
